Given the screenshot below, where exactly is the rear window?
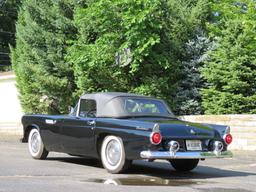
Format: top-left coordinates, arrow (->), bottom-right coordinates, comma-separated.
123,98 -> 169,115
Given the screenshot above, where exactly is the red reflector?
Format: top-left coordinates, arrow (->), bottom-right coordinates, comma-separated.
224,134 -> 233,145
151,132 -> 162,145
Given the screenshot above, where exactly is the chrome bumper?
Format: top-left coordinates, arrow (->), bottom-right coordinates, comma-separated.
140,150 -> 233,159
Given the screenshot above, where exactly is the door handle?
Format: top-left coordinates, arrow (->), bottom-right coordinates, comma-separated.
87,120 -> 95,126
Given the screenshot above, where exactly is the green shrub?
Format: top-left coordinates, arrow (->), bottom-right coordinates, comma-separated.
68,0 -> 209,112
12,0 -> 77,114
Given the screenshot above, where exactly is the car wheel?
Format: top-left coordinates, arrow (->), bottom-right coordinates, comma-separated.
169,159 -> 199,172
28,128 -> 48,159
101,135 -> 131,173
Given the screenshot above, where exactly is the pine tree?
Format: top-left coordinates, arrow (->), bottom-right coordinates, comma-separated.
175,30 -> 214,115
0,0 -> 20,71
201,0 -> 256,114
12,0 -> 77,114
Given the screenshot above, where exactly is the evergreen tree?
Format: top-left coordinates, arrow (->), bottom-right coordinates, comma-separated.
175,30 -> 214,115
201,0 -> 256,114
12,0 -> 77,114
0,0 -> 20,71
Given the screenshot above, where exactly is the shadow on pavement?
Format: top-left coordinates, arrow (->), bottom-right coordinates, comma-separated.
46,156 -> 103,168
129,160 -> 256,179
46,157 -> 256,180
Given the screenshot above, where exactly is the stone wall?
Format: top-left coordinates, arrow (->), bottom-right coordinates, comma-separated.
180,115 -> 256,150
0,72 -> 23,135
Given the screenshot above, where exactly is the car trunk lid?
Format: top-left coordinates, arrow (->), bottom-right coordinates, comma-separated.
136,118 -> 215,139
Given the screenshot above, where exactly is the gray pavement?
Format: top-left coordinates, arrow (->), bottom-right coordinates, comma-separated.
0,138 -> 256,192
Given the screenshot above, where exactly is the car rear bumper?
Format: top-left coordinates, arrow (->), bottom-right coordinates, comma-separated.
140,150 -> 233,159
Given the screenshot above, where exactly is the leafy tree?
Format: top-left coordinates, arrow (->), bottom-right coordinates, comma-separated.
0,0 -> 20,71
201,0 -> 256,114
68,0 -> 209,112
12,0 -> 77,114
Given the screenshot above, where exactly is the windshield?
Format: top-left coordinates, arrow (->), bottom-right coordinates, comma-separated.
123,98 -> 173,117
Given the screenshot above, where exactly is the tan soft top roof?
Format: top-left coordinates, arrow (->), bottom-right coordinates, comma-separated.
80,92 -> 149,100
80,92 -> 172,118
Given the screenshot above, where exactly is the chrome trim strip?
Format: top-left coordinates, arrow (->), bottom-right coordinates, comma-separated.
152,123 -> 160,132
225,126 -> 230,134
140,150 -> 233,159
136,126 -> 150,131
45,119 -> 57,125
76,99 -> 81,117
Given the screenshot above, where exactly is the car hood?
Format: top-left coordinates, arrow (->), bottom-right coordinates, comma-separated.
136,118 -> 215,139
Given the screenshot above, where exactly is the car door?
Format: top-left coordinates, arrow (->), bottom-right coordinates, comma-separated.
41,116 -> 63,152
59,99 -> 97,156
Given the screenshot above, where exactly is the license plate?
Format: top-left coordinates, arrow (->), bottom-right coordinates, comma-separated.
186,140 -> 202,151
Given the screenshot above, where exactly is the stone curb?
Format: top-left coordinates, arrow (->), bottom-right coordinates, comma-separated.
0,122 -> 23,140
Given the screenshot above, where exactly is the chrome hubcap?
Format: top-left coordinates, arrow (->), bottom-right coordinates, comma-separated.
31,132 -> 40,153
106,140 -> 121,166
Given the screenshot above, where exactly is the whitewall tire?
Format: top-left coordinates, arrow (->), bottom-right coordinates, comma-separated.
101,135 -> 131,173
28,129 -> 48,159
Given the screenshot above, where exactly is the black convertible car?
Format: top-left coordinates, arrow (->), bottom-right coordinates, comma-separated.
22,92 -> 233,173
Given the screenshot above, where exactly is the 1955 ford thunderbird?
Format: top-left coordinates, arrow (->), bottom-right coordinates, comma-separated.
21,92 -> 233,173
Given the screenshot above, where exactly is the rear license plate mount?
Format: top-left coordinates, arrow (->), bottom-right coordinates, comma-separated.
186,140 -> 202,151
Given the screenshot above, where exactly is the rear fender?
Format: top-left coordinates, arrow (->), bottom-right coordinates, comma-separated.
94,127 -> 152,160
203,123 -> 230,137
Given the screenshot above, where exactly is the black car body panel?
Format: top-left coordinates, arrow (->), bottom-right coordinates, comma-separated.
21,92 -> 231,160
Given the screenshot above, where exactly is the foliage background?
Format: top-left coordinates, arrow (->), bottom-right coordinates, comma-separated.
201,0 -> 256,114
11,0 -> 77,114
6,0 -> 256,115
0,0 -> 20,71
68,0 -> 209,114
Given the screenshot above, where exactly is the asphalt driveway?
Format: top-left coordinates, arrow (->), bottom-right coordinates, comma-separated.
0,137 -> 255,192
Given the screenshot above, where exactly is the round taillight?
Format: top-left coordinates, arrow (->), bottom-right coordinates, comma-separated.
151,132 -> 162,145
224,134 -> 233,145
